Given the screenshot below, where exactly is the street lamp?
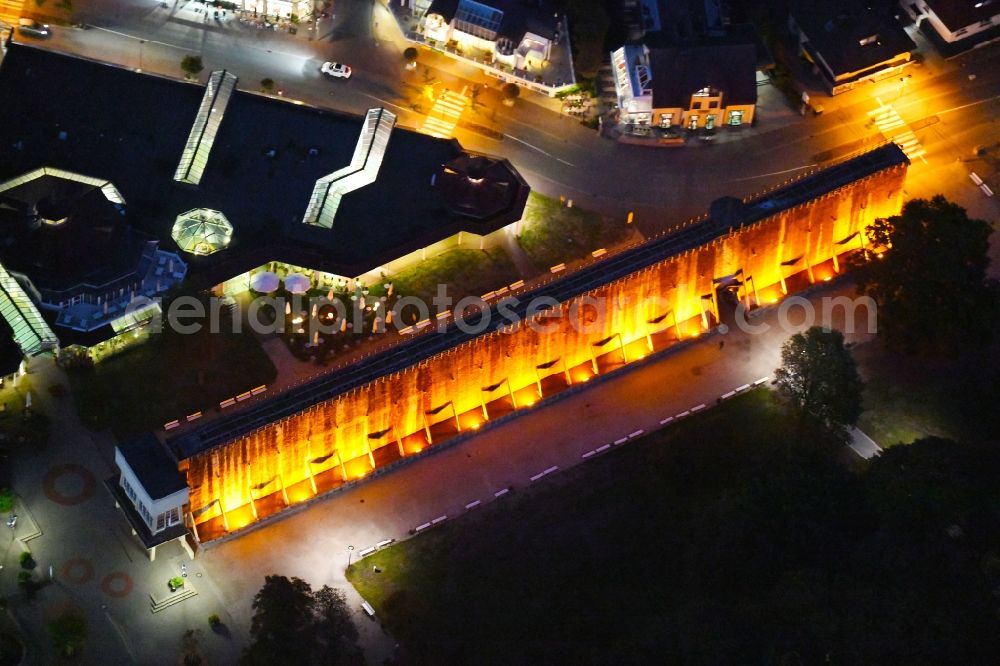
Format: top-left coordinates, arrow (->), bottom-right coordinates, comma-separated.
137,39 -> 146,73
347,544 -> 355,568
897,74 -> 911,100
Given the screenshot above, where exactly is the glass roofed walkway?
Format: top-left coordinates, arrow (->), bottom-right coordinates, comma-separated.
303,108 -> 397,229
0,262 -> 59,356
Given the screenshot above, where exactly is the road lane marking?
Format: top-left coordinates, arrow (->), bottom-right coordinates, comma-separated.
89,25 -> 196,51
727,163 -> 818,182
934,94 -> 1000,116
503,133 -> 575,166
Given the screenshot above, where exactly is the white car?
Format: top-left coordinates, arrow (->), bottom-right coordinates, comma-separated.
320,62 -> 352,79
18,18 -> 50,39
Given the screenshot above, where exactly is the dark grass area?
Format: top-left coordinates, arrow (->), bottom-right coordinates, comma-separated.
855,341 -> 1000,446
69,311 -> 276,438
391,248 -> 519,306
348,389 -> 1000,665
517,193 -> 632,270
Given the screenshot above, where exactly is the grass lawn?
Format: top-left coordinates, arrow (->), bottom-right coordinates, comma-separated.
347,388 -> 1000,664
391,248 -> 519,305
854,340 -> 999,447
0,375 -> 48,455
69,312 -> 276,438
517,192 -> 631,270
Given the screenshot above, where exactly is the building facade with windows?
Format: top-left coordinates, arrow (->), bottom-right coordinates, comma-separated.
901,0 -> 1000,53
790,0 -> 916,95
421,0 -> 565,71
611,44 -> 654,125
111,434 -> 190,560
613,43 -> 757,130
649,44 -> 757,130
240,0 -> 313,22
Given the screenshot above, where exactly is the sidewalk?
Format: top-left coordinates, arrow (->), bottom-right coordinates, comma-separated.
197,281 -> 873,662
2,357 -> 246,665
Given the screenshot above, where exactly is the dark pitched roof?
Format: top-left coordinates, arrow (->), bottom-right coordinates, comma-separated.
117,433 -> 187,500
924,0 -> 997,31
649,44 -> 757,108
791,0 -> 916,77
0,45 -> 529,288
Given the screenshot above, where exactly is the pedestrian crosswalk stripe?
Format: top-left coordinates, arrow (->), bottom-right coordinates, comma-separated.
868,103 -> 926,161
421,89 -> 470,139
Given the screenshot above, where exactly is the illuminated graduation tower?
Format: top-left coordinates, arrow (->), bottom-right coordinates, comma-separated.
155,144 -> 908,548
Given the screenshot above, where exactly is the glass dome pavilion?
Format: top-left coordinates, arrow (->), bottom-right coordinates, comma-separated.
171,208 -> 233,256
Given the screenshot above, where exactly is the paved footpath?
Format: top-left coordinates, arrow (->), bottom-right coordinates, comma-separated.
0,281 -> 875,663
198,282 -> 874,663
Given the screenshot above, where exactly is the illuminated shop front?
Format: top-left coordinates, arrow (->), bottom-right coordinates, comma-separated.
612,43 -> 757,130
241,0 -> 314,20
422,0 -> 561,72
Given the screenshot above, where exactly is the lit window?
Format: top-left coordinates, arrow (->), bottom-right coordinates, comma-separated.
728,109 -> 744,126
659,113 -> 673,127
453,0 -> 504,41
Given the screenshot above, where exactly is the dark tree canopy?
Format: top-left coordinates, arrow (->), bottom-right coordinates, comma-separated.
565,0 -> 611,78
851,195 -> 998,355
181,55 -> 204,77
48,610 -> 87,658
242,576 -> 362,666
313,586 -> 362,665
774,326 -> 863,438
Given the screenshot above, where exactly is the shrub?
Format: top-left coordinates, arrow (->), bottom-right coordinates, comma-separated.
501,82 -> 520,105
180,55 -> 204,79
48,610 -> 87,658
260,78 -> 275,93
403,47 -> 418,64
169,576 -> 185,590
0,488 -> 13,513
208,613 -> 221,627
19,552 -> 35,570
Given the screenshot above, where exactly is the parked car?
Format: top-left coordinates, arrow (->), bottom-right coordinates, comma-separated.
18,19 -> 50,39
320,62 -> 352,79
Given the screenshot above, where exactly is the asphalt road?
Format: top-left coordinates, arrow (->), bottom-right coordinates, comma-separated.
2,8 -> 997,662
12,1 -> 998,237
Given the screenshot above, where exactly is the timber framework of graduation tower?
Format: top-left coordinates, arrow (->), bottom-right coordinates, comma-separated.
112,144 -> 909,553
